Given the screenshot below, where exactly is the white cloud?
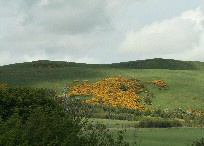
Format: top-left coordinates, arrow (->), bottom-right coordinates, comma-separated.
0,0 -> 112,66
119,7 -> 204,61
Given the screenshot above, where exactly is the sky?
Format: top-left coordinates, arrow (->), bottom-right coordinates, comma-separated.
0,0 -> 204,65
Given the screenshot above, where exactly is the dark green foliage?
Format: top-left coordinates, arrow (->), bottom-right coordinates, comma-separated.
0,108 -> 83,146
0,87 -> 129,146
0,87 -> 61,121
192,138 -> 204,146
57,94 -> 93,119
80,123 -> 129,146
119,84 -> 128,91
0,66 -> 103,87
138,119 -> 182,128
1,58 -> 204,70
143,96 -> 152,104
110,58 -> 199,70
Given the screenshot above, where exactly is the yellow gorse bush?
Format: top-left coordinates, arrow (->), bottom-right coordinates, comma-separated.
0,83 -> 8,89
145,80 -> 167,87
68,77 -> 147,111
186,109 -> 204,117
153,80 -> 167,87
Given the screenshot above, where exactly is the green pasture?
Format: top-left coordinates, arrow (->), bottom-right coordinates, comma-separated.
89,118 -> 139,128
124,128 -> 204,146
1,66 -> 204,110
89,118 -> 204,146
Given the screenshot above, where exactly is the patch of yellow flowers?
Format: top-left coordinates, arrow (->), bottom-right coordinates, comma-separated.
68,77 -> 147,112
186,109 -> 204,117
145,80 -> 167,87
0,83 -> 8,89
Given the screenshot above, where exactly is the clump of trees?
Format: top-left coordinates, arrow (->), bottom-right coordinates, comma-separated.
0,87 -> 129,146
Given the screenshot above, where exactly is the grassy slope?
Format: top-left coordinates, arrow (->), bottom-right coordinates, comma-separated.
0,66 -> 204,110
116,69 -> 204,110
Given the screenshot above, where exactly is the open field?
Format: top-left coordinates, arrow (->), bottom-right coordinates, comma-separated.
89,118 -> 204,146
124,128 -> 204,146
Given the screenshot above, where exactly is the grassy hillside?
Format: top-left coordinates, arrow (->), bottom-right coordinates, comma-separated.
0,63 -> 204,111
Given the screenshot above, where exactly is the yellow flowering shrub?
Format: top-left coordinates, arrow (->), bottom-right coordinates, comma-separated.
0,83 -> 8,89
186,109 -> 204,117
68,77 -> 148,111
145,80 -> 167,88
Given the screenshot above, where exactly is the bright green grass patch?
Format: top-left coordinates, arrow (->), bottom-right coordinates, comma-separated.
88,118 -> 139,128
116,69 -> 204,111
124,128 -> 204,146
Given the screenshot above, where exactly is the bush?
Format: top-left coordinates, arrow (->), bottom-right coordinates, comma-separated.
0,87 -> 130,146
143,96 -> 152,104
138,118 -> 182,128
0,87 -> 61,121
119,84 -> 128,91
0,108 -> 83,146
0,106 -> 129,146
192,138 -> 204,146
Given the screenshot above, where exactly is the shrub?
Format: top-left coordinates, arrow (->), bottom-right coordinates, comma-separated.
0,87 -> 61,121
143,96 -> 152,104
0,87 -> 130,146
138,118 -> 182,128
0,108 -> 83,146
119,84 -> 128,91
192,138 -> 204,146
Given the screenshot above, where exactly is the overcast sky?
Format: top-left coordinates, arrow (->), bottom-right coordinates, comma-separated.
0,0 -> 204,65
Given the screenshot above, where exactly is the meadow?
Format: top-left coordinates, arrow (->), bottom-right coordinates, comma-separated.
89,118 -> 204,146
0,59 -> 204,145
1,65 -> 204,111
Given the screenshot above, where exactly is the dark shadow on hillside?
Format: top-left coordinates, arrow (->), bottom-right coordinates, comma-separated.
0,67 -> 105,87
1,58 -> 204,70
110,58 -> 199,70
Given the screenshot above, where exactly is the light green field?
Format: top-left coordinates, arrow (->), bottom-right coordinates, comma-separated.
124,128 -> 204,146
89,118 -> 204,146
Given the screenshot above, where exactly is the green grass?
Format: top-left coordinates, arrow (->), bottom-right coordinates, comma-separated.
124,128 -> 204,146
89,118 -> 139,128
89,118 -> 204,146
114,69 -> 204,110
1,66 -> 204,110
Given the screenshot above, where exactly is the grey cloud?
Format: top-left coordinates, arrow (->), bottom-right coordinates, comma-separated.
21,0 -> 110,34
1,0 -> 204,66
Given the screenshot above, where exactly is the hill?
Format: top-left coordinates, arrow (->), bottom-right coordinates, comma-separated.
1,58 -> 204,145
1,58 -> 204,70
110,58 -> 204,70
0,58 -> 204,111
